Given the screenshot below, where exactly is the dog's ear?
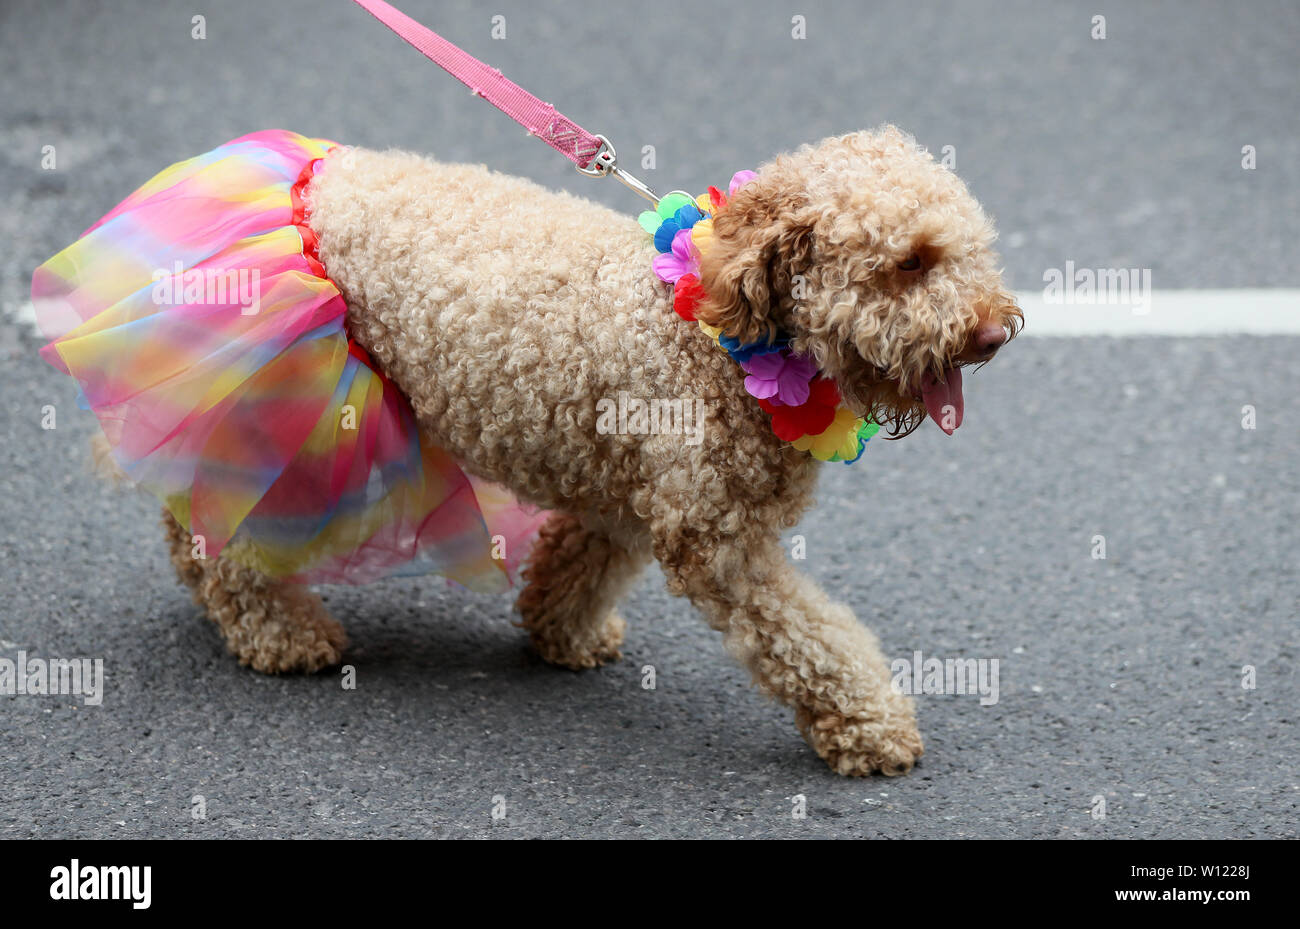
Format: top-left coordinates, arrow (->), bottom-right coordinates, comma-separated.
696,180 -> 815,346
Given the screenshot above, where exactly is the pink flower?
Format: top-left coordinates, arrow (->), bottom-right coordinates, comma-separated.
652,228 -> 699,284
728,170 -> 758,196
740,350 -> 818,406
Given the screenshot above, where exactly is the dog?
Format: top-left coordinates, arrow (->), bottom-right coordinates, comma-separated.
136,125 -> 1020,776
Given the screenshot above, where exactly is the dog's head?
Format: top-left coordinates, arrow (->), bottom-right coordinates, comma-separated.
697,126 -> 1021,436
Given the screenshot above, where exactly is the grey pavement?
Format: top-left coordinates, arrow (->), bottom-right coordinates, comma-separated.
1,0 -> 1297,838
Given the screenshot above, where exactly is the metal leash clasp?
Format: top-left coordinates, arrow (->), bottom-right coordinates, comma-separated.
577,134 -> 694,209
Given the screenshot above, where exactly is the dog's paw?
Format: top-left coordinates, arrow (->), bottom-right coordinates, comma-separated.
227,606 -> 347,675
529,612 -> 626,671
795,706 -> 924,777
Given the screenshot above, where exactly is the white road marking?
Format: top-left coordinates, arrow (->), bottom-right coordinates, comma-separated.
1015,289 -> 1300,336
3,299 -> 40,337
6,292 -> 1300,341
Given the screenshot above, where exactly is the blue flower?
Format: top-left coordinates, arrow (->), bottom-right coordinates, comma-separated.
673,203 -> 703,228
719,332 -> 788,363
653,220 -> 681,253
653,204 -> 706,253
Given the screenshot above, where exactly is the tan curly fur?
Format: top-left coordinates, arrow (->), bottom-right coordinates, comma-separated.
162,510 -> 346,673
154,125 -> 1019,775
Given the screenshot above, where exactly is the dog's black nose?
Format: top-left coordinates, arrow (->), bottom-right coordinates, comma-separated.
972,321 -> 1007,356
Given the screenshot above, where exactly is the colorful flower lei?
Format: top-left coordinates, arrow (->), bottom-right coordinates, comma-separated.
640,172 -> 879,463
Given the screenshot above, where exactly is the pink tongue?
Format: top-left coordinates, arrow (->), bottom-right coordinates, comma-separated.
920,367 -> 964,435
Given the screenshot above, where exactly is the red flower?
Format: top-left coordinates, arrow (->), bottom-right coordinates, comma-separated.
673,273 -> 706,321
707,186 -> 727,212
757,376 -> 841,440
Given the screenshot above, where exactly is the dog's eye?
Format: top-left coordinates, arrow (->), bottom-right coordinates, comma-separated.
897,254 -> 921,272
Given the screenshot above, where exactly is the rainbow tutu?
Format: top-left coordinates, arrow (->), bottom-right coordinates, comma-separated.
33,129 -> 544,589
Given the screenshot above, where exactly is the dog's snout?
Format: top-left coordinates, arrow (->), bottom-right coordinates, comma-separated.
972,321 -> 1007,357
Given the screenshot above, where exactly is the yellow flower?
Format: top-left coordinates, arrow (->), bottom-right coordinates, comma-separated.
690,218 -> 713,255
698,321 -> 722,342
792,408 -> 865,461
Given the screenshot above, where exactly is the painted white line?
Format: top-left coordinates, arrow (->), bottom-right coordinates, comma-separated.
7,292 -> 1300,341
1014,289 -> 1300,336
2,299 -> 40,338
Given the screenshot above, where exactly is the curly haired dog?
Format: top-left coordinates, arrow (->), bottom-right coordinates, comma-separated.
156,125 -> 1020,776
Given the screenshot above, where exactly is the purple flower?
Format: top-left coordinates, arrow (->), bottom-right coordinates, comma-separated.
740,349 -> 818,406
652,228 -> 699,284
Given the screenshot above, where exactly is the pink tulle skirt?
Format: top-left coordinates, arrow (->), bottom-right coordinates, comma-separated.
33,130 -> 545,589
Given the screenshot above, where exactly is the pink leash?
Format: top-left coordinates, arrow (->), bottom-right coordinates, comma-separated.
350,0 -> 667,204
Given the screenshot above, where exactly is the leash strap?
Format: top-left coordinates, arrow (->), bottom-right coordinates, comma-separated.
351,0 -> 605,170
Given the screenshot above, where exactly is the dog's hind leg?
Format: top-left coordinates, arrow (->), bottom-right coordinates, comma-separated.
515,511 -> 651,670
161,509 -> 346,673
653,521 -> 923,776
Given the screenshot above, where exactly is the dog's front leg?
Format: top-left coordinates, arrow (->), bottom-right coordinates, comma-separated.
654,525 -> 923,775
515,512 -> 651,669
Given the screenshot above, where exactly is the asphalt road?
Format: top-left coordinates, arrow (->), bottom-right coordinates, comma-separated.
2,0 -> 1297,838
